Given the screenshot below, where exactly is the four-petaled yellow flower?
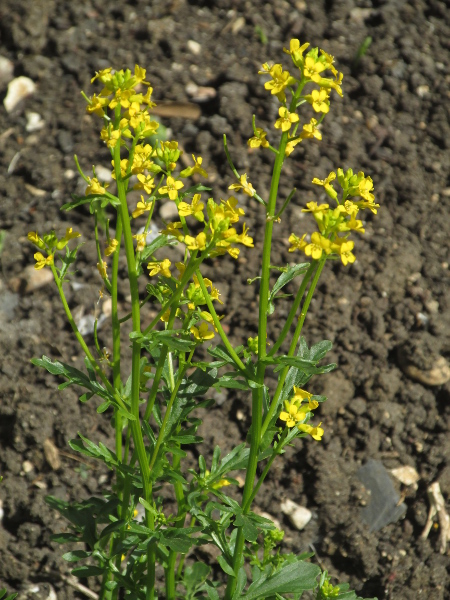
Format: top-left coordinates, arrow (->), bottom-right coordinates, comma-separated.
34,252 -> 53,270
132,195 -> 153,219
288,233 -> 307,253
147,259 -> 171,278
161,222 -> 184,241
312,172 -> 338,201
229,174 -> 256,197
248,127 -> 269,149
135,174 -> 155,194
304,88 -> 330,113
85,177 -> 108,196
274,107 -> 299,133
263,64 -> 296,102
298,422 -> 324,441
191,322 -> 214,342
178,193 -> 205,222
159,176 -> 184,201
279,400 -> 307,428
304,232 -> 332,260
221,196 -> 245,222
300,119 -> 322,141
184,232 -> 207,252
302,202 -> 329,214
332,239 -> 356,266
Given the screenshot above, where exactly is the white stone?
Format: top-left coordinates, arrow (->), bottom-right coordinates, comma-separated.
26,111 -> 45,132
391,466 -> 420,486
96,164 -> 113,182
4,76 -> 36,112
280,499 -> 312,530
187,40 -> 202,55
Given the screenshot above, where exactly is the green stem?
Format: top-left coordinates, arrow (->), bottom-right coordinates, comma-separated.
261,256 -> 326,438
195,270 -> 247,374
113,140 -> 156,600
243,428 -> 288,512
268,261 -> 317,357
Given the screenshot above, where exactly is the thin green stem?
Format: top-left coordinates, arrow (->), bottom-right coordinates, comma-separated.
113,139 -> 156,600
268,261 -> 317,357
195,270 -> 248,375
261,256 -> 326,439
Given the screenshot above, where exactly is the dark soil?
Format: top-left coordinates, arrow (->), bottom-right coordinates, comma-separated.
1,1 -> 450,599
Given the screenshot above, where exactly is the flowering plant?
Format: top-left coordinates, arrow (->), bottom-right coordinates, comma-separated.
29,41 -> 378,600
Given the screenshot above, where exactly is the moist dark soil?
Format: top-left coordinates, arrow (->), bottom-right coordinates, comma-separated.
1,1 -> 450,599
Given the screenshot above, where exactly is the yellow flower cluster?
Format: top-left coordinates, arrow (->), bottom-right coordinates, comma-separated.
249,39 -> 344,156
279,386 -> 323,441
289,169 -> 379,266
27,228 -> 81,270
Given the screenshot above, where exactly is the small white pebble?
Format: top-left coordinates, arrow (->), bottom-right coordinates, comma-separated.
280,499 -> 312,530
187,40 -> 202,55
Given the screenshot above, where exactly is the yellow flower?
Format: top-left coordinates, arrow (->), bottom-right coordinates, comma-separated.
147,259 -> 171,278
178,193 -> 205,222
302,202 -> 329,214
180,155 -> 208,178
134,174 -> 155,194
298,421 -> 324,441
191,322 -> 215,341
283,39 -> 310,66
184,232 -> 207,252
34,252 -> 53,270
312,172 -> 338,201
358,176 -> 375,203
292,386 -> 319,410
235,223 -> 254,248
279,400 -> 306,428
63,227 -> 81,241
274,107 -> 299,133
263,64 -> 296,102
320,49 -> 338,76
28,231 -> 45,249
132,195 -> 153,219
228,174 -> 256,197
303,55 -> 327,80
248,127 -> 269,149
175,262 -> 186,280
346,214 -> 365,234
97,260 -> 107,279
304,232 -> 332,260
161,222 -> 184,241
86,93 -> 109,117
285,135 -> 302,157
288,233 -> 307,253
105,238 -> 119,256
133,233 -> 146,252
159,176 -> 184,201
304,88 -> 330,113
221,196 -> 245,222
91,68 -> 112,84
85,177 -> 108,196
332,239 -> 355,266
300,118 -> 322,141
134,64 -> 150,85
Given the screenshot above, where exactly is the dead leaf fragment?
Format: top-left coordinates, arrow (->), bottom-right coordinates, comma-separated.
43,438 -> 61,470
390,466 -> 420,486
